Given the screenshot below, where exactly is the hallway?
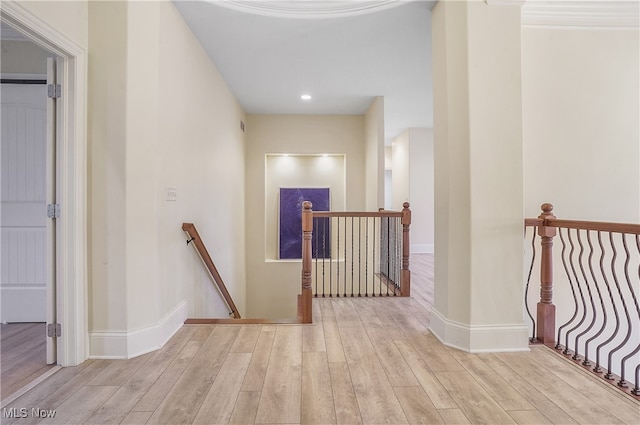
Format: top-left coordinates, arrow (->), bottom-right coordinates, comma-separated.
1,294 -> 638,424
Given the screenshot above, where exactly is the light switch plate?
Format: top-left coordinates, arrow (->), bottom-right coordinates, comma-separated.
166,186 -> 177,201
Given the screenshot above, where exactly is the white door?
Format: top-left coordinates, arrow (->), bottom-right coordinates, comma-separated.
1,82 -> 48,323
1,61 -> 57,365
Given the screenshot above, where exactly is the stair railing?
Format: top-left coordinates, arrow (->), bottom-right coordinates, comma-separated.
524,204 -> 640,398
299,202 -> 411,323
182,223 -> 241,319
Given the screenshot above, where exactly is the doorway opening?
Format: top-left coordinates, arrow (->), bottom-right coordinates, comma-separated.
1,24 -> 59,400
1,3 -> 88,404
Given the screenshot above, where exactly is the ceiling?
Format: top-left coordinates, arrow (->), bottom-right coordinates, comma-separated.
172,0 -> 435,144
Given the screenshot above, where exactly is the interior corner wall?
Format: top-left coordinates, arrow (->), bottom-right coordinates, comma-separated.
88,1 -> 247,358
245,114 -> 365,319
409,128 -> 434,253
364,96 -> 385,211
392,128 -> 435,254
522,27 -> 640,223
88,0 -> 129,341
392,130 -> 410,209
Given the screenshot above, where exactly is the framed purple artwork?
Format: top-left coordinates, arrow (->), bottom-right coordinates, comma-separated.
279,188 -> 330,259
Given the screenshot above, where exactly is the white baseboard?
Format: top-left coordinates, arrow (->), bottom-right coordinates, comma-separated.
429,308 -> 529,353
89,300 -> 188,359
411,244 -> 434,254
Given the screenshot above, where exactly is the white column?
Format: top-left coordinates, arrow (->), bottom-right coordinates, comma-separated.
431,0 -> 528,352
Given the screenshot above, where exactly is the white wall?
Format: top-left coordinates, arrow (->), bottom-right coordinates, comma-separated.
392,130 -> 410,209
364,96 -> 385,210
431,1 -> 527,352
245,114 -> 365,319
156,2 -> 247,322
392,128 -> 435,253
522,23 -> 640,380
522,27 -> 640,223
87,1 -> 247,357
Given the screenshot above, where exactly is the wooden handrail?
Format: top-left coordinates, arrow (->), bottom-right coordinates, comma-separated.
545,219 -> 640,235
313,211 -> 403,218
524,204 -> 640,396
299,203 -> 412,322
182,223 -> 241,319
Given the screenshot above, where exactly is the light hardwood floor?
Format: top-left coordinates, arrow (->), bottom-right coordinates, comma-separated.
1,254 -> 639,424
1,323 -> 54,400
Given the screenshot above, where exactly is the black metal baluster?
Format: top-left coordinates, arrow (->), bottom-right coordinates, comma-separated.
524,225 -> 537,342
570,230 -> 593,360
607,233 -> 636,386
604,232 -> 629,380
351,217 -> 354,297
386,216 -> 391,296
633,363 -> 640,396
322,217 -> 326,298
344,215 -> 347,298
336,217 -> 340,297
372,217 -> 377,297
390,217 -> 394,295
365,217 -> 369,297
632,235 -> 640,394
358,217 -> 362,297
617,234 -> 640,389
329,217 -> 333,298
396,217 -> 401,295
594,231 -> 620,374
582,230 -> 606,366
556,228 -> 580,352
314,217 -> 318,297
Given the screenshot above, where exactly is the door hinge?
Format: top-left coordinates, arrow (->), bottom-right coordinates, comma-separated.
47,323 -> 61,338
47,203 -> 60,219
47,83 -> 61,99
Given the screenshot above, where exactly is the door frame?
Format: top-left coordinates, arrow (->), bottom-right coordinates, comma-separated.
1,2 -> 87,367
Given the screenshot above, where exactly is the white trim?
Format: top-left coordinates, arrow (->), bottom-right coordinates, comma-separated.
411,243 -> 434,254
522,1 -> 640,29
211,0 -> 412,19
486,0 -> 526,6
429,308 -> 530,353
1,1 -> 88,367
89,301 -> 188,359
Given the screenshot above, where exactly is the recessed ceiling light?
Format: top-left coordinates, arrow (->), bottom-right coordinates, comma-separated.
300,94 -> 312,101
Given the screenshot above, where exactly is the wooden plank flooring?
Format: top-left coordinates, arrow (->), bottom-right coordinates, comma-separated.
2,254 -> 639,424
1,323 -> 54,400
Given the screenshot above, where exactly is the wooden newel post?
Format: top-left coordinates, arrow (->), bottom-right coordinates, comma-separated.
537,202 -> 556,345
401,202 -> 411,297
299,201 -> 313,324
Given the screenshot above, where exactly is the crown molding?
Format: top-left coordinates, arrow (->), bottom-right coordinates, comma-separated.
208,0 -> 419,18
486,0 -> 527,5
522,1 -> 640,28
